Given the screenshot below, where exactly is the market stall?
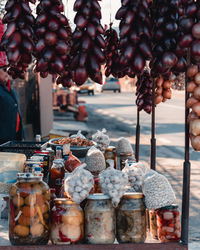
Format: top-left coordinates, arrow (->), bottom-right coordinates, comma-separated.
0,0 -> 195,248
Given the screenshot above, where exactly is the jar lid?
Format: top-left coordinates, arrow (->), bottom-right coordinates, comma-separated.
158,204 -> 179,210
87,194 -> 110,200
123,192 -> 144,199
119,152 -> 133,156
54,198 -> 76,205
105,146 -> 116,152
17,172 -> 43,179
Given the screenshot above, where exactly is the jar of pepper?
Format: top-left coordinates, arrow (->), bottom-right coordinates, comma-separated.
9,173 -> 50,245
50,198 -> 84,244
156,204 -> 181,242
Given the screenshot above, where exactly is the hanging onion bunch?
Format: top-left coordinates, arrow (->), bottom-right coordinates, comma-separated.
104,23 -> 120,78
116,0 -> 152,78
0,0 -> 36,79
179,0 -> 200,64
70,0 -> 105,85
34,0 -> 71,78
155,76 -> 173,105
185,64 -> 200,151
150,0 -> 186,78
136,69 -> 152,114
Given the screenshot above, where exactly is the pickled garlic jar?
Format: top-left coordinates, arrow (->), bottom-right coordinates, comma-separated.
9,173 -> 50,245
149,210 -> 158,239
104,146 -> 117,169
51,198 -> 84,244
116,192 -> 146,243
156,204 -> 181,242
84,194 -> 115,244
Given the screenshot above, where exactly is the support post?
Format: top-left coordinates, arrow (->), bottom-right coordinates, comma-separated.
181,54 -> 191,245
135,108 -> 140,162
151,78 -> 156,170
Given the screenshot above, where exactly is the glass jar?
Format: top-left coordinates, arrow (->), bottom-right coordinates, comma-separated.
116,192 -> 146,243
84,194 -> 115,244
156,204 -> 181,242
51,198 -> 84,244
119,153 -> 134,170
49,159 -> 65,196
9,173 -> 50,245
149,210 -> 158,239
104,146 -> 117,169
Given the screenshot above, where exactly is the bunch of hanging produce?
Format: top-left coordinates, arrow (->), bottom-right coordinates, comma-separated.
135,69 -> 152,114
172,73 -> 185,90
155,76 -> 172,105
186,65 -> 200,151
104,24 -> 120,78
0,0 -> 35,79
115,0 -> 152,78
70,0 -> 105,85
179,0 -> 200,64
150,0 -> 187,78
34,0 -> 71,78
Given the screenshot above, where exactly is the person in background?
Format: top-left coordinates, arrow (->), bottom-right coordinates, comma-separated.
0,64 -> 24,144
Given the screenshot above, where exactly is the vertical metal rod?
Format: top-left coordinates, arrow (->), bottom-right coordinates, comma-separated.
151,78 -> 156,170
181,51 -> 191,245
135,108 -> 140,162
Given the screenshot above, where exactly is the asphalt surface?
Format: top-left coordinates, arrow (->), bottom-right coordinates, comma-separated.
79,90 -> 200,244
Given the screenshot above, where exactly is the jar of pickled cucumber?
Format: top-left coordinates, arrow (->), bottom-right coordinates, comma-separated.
9,173 -> 50,245
116,192 -> 146,243
156,204 -> 181,242
51,198 -> 84,244
84,194 -> 115,244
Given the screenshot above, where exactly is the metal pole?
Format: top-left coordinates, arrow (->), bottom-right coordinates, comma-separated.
135,107 -> 140,162
181,51 -> 191,245
150,78 -> 156,170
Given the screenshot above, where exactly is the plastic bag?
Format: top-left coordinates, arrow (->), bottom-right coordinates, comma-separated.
85,146 -> 106,175
143,172 -> 176,210
122,160 -> 145,192
70,130 -> 86,139
92,129 -> 110,152
116,137 -> 134,156
99,159 -> 128,207
65,152 -> 82,173
64,163 -> 94,204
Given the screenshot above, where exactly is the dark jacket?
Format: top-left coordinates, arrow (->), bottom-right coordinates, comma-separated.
0,82 -> 24,144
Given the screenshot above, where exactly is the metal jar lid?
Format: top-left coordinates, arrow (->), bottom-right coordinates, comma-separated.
54,198 -> 76,205
17,172 -> 43,179
158,204 -> 179,210
105,146 -> 116,152
123,192 -> 144,199
87,194 -> 110,200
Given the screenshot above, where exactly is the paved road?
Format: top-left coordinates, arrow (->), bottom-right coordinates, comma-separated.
79,90 -> 200,244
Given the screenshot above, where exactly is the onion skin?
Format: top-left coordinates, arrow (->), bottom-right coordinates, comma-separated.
192,102 -> 200,116
187,112 -> 198,123
187,65 -> 198,78
192,22 -> 200,39
163,81 -> 171,89
191,135 -> 200,151
194,87 -> 200,100
155,95 -> 163,105
187,81 -> 197,93
187,96 -> 199,108
190,119 -> 200,136
194,73 -> 200,85
163,89 -> 172,99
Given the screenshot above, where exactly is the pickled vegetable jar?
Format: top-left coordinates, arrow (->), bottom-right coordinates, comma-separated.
51,198 -> 84,244
84,194 -> 115,244
149,210 -> 158,239
9,173 -> 50,245
119,153 -> 134,170
156,204 -> 181,242
49,159 -> 65,196
116,192 -> 146,243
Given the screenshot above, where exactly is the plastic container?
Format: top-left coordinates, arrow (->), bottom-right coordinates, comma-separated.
51,198 -> 84,244
9,173 -> 50,245
84,194 -> 115,244
156,204 -> 181,242
116,192 -> 146,243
